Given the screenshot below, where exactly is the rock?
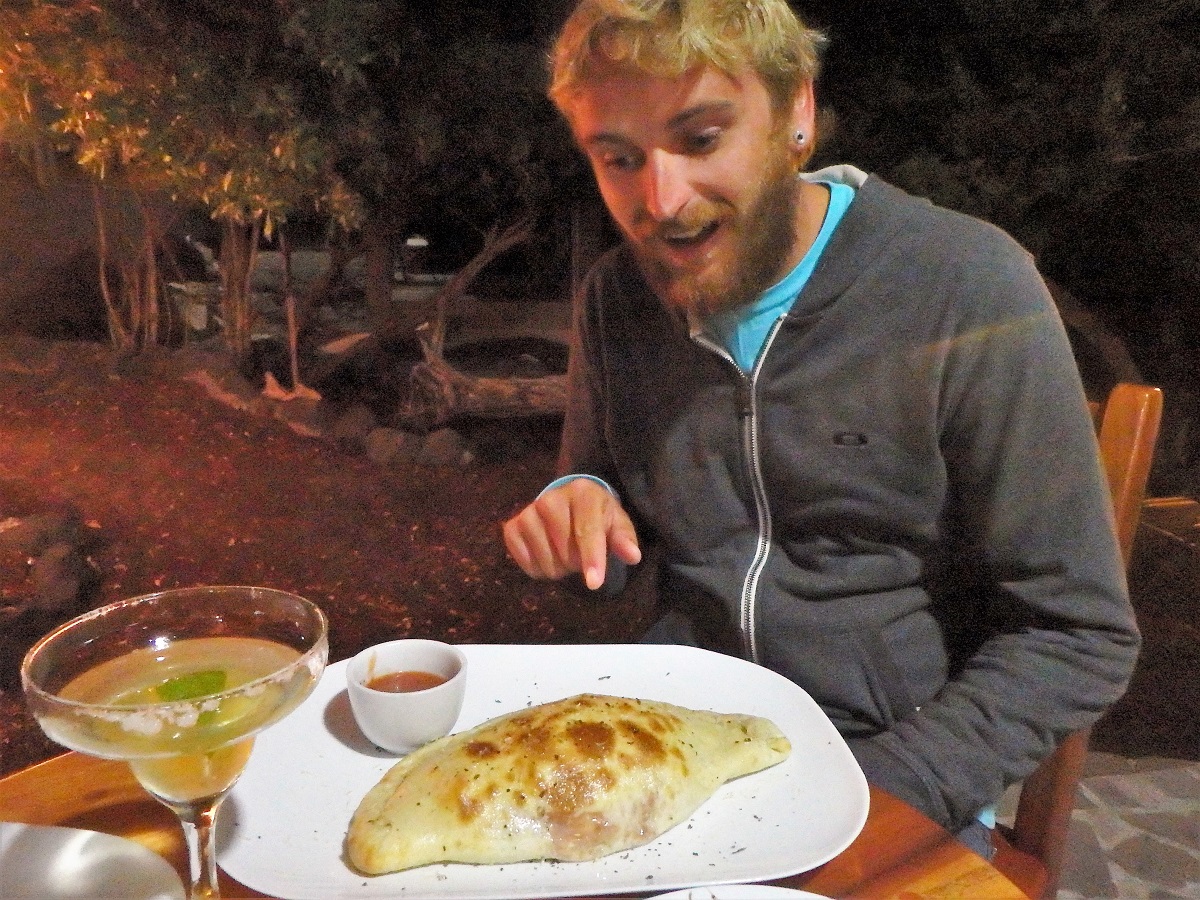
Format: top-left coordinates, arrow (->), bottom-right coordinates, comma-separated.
29,542 -> 88,613
364,427 -> 420,467
0,510 -> 82,557
417,427 -> 475,469
330,402 -> 378,452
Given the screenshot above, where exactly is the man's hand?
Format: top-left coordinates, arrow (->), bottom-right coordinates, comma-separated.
502,478 -> 641,590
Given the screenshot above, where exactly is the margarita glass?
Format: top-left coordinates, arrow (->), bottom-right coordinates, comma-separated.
21,585 -> 329,900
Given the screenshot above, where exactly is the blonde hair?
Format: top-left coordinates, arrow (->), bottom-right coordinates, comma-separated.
548,0 -> 826,117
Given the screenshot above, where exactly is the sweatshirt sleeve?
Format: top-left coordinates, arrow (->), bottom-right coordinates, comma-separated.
855,237 -> 1141,831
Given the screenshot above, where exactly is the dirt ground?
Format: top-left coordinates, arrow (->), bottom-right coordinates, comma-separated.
0,338 -> 653,777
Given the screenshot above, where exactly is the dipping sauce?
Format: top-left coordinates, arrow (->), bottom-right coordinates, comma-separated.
367,670 -> 448,693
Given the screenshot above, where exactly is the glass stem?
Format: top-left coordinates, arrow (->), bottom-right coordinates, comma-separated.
166,795 -> 226,900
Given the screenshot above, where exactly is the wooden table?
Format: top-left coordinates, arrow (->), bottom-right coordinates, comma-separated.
0,752 -> 1027,899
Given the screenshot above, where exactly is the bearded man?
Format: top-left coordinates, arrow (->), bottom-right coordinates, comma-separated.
502,0 -> 1139,860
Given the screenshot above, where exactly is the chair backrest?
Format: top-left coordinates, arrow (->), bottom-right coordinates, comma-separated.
997,382 -> 1163,899
1093,383 -> 1165,568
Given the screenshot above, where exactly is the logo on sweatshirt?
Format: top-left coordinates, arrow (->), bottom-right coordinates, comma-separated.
833,431 -> 869,447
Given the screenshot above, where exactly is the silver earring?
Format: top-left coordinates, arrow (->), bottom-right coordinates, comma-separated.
794,130 -> 807,147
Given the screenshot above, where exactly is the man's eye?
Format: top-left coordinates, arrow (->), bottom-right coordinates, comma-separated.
683,129 -> 720,154
600,153 -> 640,172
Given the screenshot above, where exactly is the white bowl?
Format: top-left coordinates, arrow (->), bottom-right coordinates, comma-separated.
345,639 -> 467,754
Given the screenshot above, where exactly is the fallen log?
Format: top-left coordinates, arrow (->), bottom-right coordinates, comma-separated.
404,325 -> 567,430
300,293 -> 570,388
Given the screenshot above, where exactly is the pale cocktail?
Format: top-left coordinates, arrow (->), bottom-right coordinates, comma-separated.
22,586 -> 328,899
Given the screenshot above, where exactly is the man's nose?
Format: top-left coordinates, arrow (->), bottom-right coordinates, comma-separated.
642,150 -> 691,222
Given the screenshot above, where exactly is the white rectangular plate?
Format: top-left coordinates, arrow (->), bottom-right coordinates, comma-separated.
219,644 -> 868,899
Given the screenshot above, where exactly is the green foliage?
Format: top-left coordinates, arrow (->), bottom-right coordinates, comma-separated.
0,1 -> 352,231
280,0 -> 580,266
1,0 -> 347,354
0,0 -> 583,354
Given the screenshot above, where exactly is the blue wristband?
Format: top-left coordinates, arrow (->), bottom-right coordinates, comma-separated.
537,474 -> 617,498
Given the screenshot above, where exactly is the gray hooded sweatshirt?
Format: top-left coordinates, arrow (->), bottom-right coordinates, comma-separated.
558,165 -> 1140,831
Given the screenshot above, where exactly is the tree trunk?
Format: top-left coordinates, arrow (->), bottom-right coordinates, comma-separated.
430,218 -> 534,354
308,215 -> 567,426
218,217 -> 262,359
399,214 -> 566,429
361,219 -> 395,335
404,326 -> 567,430
91,181 -> 170,354
140,227 -> 160,349
91,182 -> 133,353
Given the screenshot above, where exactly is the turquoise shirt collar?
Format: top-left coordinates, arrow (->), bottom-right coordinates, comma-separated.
702,180 -> 856,373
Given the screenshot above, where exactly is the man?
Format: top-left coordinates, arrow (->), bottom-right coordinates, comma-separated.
502,0 -> 1139,856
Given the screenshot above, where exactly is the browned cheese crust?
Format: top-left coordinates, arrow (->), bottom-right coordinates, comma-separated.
346,693 -> 791,874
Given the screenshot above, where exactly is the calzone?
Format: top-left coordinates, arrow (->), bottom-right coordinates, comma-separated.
346,693 -> 791,874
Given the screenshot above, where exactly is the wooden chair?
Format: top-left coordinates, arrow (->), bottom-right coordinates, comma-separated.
992,382 -> 1163,899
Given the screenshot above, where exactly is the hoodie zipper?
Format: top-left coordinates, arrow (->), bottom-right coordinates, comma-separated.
691,315 -> 788,664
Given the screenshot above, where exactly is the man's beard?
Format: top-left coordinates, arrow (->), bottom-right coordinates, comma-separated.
631,148 -> 799,318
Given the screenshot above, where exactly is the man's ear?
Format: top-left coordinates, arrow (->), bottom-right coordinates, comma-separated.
789,79 -> 818,169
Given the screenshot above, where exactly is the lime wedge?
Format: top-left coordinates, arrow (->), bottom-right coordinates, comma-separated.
157,670 -> 228,702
